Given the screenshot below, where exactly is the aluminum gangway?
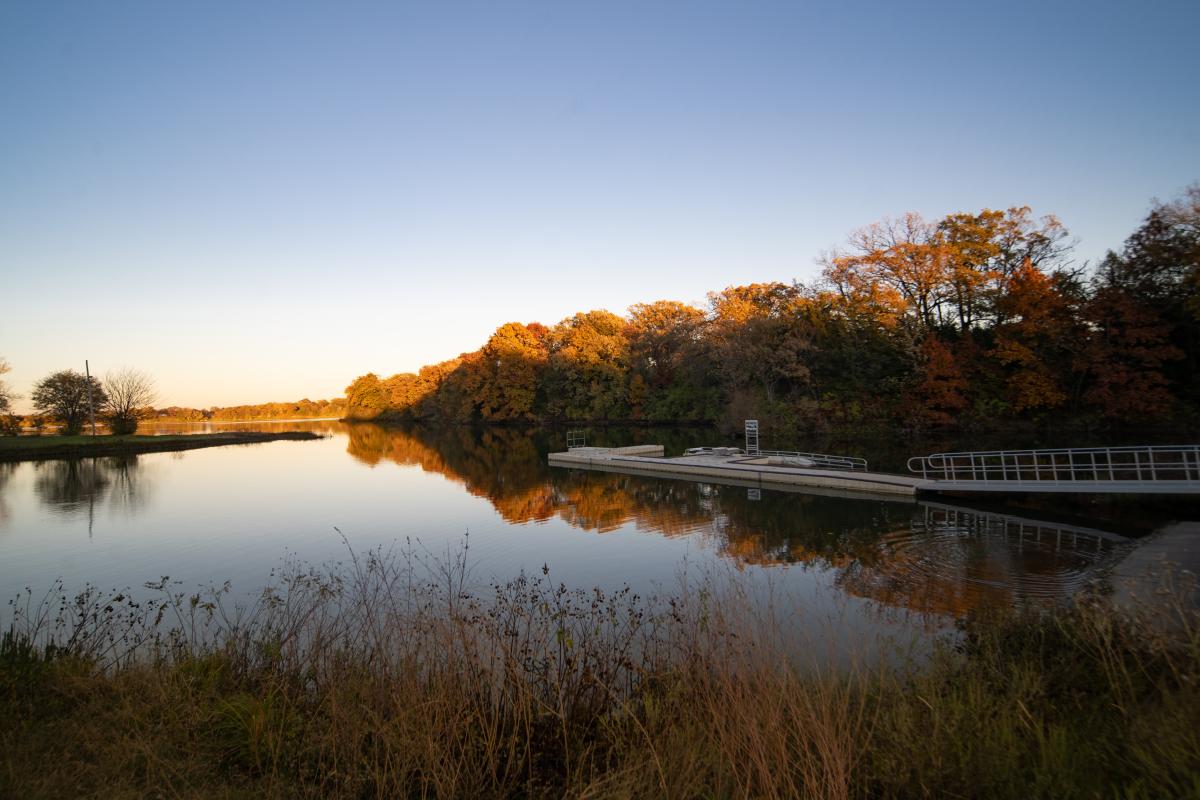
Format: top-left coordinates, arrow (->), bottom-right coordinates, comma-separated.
908,445 -> 1200,494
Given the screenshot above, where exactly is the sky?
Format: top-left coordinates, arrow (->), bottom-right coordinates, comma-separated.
2,0 -> 1198,411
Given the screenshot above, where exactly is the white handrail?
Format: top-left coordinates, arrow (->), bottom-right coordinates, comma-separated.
908,445 -> 1200,484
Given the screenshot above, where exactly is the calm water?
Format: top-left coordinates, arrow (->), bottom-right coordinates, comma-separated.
0,422 -> 1191,643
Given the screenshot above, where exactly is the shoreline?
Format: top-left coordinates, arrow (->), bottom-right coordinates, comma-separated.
0,431 -> 324,463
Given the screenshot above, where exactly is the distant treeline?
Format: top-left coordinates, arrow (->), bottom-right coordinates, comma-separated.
152,398 -> 347,422
346,187 -> 1200,434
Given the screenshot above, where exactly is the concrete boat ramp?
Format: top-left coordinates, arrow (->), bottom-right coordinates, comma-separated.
549,446 -> 923,497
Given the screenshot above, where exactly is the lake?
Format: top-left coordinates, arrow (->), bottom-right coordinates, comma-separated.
1,421 -> 1194,652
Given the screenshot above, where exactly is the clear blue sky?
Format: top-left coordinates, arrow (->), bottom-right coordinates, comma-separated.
2,0 -> 1198,410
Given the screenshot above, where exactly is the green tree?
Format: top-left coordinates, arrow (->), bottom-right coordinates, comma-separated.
32,370 -> 108,435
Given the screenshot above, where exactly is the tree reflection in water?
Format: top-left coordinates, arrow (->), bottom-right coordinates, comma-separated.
0,462 -> 15,526
345,423 -> 1134,618
34,455 -> 152,520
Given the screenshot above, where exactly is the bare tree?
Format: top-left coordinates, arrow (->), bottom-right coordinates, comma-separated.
104,368 -> 156,435
0,357 -> 15,414
0,358 -> 19,435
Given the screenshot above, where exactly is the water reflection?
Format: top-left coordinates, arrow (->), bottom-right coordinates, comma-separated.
33,456 -> 152,519
0,462 -> 15,526
139,419 -> 346,436
838,506 -> 1132,616
345,423 -> 1137,614
0,422 -> 1156,622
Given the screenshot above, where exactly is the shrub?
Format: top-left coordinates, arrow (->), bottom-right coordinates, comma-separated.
108,415 -> 139,435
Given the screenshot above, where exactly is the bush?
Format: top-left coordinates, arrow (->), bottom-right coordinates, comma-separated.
108,415 -> 138,435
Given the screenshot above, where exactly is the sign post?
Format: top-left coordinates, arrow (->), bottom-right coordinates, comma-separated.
744,419 -> 759,455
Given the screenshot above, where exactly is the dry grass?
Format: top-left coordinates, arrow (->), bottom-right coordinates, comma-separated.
2,540 -> 1198,799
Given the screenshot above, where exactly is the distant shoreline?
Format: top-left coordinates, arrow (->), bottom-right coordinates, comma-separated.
0,431 -> 324,463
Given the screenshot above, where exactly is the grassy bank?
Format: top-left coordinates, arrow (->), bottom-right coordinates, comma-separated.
0,431 -> 323,462
2,548 -> 1197,799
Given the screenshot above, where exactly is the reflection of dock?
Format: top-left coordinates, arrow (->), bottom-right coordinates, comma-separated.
918,502 -> 1133,548
549,447 -> 923,497
840,504 -> 1137,612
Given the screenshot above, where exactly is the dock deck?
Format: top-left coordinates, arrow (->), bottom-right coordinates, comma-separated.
548,446 -> 922,497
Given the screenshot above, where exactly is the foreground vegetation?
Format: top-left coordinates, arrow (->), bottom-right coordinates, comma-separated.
0,431 -> 322,462
345,186 -> 1200,435
2,546 -> 1196,798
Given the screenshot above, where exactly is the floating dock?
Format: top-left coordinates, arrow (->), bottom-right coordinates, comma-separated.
548,446 -> 923,497
552,441 -> 1200,498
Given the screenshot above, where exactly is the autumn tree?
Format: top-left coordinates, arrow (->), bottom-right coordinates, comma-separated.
794,284 -> 912,413
104,368 -> 156,434
1095,187 -> 1200,307
1093,185 -> 1200,403
344,373 -> 387,419
544,310 -> 631,420
906,337 -> 972,426
990,260 -> 1082,414
627,300 -> 715,419
822,213 -> 950,330
936,206 -> 1072,329
708,284 -> 814,407
472,322 -> 549,421
32,370 -> 107,435
375,373 -> 418,416
825,208 -> 1074,334
1080,281 -> 1181,418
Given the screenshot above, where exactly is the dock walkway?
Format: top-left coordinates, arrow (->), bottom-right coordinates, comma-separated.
549,447 -> 922,497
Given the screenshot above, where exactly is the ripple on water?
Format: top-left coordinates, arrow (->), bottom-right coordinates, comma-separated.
838,507 -> 1134,614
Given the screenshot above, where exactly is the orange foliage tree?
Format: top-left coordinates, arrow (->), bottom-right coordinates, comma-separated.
472,322 -> 549,421
990,260 -> 1080,414
544,310 -> 631,420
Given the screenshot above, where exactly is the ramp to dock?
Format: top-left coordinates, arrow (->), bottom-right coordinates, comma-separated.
549,447 -> 921,497
908,445 -> 1200,495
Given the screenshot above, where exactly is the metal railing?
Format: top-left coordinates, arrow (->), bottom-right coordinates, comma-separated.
759,450 -> 868,472
566,430 -> 586,449
908,445 -> 1200,484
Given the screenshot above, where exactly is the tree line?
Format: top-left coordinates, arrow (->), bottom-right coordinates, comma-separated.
151,398 -> 347,422
345,186 -> 1200,433
0,362 -> 346,434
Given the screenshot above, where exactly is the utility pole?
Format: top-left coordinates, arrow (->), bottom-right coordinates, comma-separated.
85,359 -> 96,437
